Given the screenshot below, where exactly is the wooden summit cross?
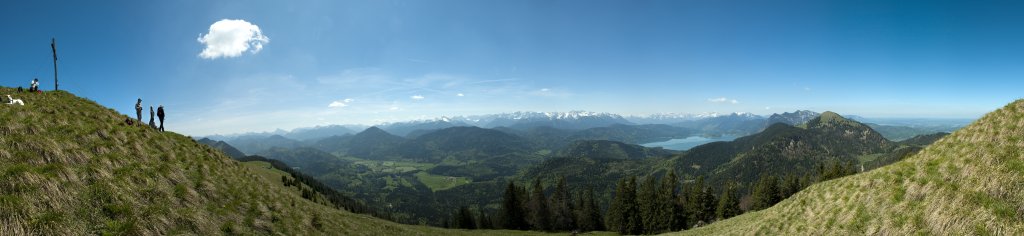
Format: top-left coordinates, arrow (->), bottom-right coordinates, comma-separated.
51,38 -> 58,91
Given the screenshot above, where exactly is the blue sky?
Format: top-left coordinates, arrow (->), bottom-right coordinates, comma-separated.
2,0 -> 1023,136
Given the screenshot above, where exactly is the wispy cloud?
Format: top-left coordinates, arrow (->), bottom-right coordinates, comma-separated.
410,95 -> 425,100
197,19 -> 269,59
530,88 -> 572,97
456,93 -> 465,97
328,98 -> 354,108
708,97 -> 739,104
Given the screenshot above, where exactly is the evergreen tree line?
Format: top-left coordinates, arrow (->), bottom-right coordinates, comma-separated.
467,177 -> 605,232
750,160 -> 858,210
604,166 -> 857,235
605,171 -> 723,235
442,205 -> 496,230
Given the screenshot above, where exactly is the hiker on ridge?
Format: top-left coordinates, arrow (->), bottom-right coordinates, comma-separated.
135,98 -> 143,124
29,78 -> 39,92
157,105 -> 165,132
149,106 -> 156,128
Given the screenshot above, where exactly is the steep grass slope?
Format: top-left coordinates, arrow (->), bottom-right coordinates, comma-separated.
0,88 -> 553,235
673,100 -> 1024,235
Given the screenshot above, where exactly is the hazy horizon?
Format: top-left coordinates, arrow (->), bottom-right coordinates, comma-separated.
3,1 -> 1020,136
198,109 -> 976,138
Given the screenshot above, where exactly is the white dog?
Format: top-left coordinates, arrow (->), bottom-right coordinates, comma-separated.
6,95 -> 24,105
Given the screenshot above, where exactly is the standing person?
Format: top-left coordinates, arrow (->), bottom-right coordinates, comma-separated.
149,106 -> 156,128
29,78 -> 39,92
157,105 -> 165,132
135,98 -> 143,123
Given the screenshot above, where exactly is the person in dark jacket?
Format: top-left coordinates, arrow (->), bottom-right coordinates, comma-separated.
29,78 -> 39,92
157,105 -> 165,132
135,98 -> 143,124
149,106 -> 156,128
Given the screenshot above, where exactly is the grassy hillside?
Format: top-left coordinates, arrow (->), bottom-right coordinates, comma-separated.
673,100 -> 1024,235
0,88 -> 559,235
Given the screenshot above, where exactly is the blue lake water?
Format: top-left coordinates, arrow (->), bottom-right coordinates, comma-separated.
641,135 -> 739,151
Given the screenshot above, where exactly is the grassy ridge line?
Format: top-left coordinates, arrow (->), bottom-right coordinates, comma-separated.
671,100 -> 1024,235
0,88 -> 566,235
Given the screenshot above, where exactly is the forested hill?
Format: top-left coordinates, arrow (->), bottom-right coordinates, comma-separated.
671,111 -> 897,185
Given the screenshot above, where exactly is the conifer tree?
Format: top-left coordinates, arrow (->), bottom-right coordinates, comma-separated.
687,176 -> 716,226
780,173 -> 801,199
751,174 -> 781,210
715,181 -> 741,220
606,178 -> 627,233
528,178 -> 552,231
443,215 -> 451,228
499,181 -> 528,230
638,175 -> 659,234
457,206 -> 477,229
478,207 -> 493,229
658,170 -> 685,231
674,179 -> 690,230
549,176 -> 576,231
799,173 -> 812,191
699,182 -> 717,224
622,177 -> 642,234
576,186 -> 605,232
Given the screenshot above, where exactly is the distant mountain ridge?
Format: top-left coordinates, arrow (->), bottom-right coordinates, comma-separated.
204,109 -> 966,144
205,124 -> 363,142
196,138 -> 246,159
766,110 -> 820,126
627,112 -> 760,124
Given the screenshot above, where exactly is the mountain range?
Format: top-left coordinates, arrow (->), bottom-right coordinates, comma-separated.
207,107 -> 949,225
208,108 -> 966,155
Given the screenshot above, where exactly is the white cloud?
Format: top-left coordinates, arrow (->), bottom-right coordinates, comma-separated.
411,95 -> 425,100
390,106 -> 400,111
328,102 -> 347,108
708,97 -> 739,104
456,93 -> 465,97
197,19 -> 269,59
530,87 -> 571,97
765,106 -> 771,110
328,98 -> 354,108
